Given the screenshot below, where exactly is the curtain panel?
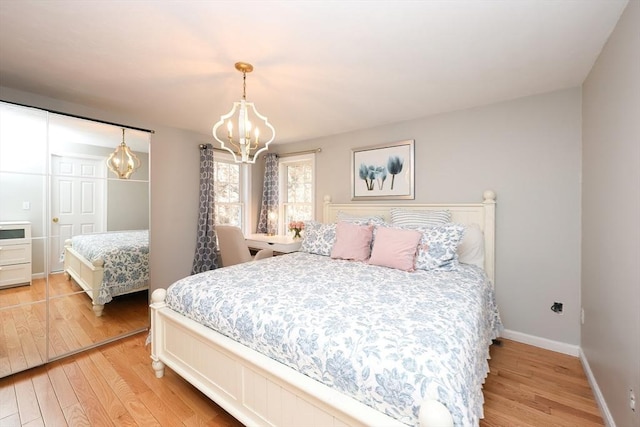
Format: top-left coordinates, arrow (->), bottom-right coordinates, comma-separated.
191,144 -> 219,274
257,153 -> 279,234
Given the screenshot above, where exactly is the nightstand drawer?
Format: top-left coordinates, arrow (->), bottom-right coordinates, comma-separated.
0,243 -> 32,266
0,263 -> 32,287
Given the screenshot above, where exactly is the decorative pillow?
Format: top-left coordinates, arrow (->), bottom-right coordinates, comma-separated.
457,223 -> 485,268
414,223 -> 466,271
336,212 -> 386,249
336,211 -> 385,226
299,221 -> 336,256
390,209 -> 451,228
330,221 -> 374,261
369,226 -> 422,271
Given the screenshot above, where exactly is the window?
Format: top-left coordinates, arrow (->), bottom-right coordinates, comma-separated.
213,153 -> 250,232
279,153 -> 315,232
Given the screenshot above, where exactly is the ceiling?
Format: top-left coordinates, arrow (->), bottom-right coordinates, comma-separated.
0,0 -> 628,144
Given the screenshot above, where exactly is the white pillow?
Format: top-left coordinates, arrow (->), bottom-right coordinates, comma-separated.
457,223 -> 485,268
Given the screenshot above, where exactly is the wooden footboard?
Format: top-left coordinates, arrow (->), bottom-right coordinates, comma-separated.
150,289 -> 454,427
63,239 -> 106,316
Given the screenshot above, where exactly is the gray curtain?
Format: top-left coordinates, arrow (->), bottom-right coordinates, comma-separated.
191,144 -> 219,274
257,153 -> 279,234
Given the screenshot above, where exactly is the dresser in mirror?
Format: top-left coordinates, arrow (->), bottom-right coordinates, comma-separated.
0,103 -> 48,376
0,101 -> 151,377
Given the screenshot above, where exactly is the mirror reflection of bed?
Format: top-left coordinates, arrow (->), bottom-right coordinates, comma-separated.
0,101 -> 152,377
62,229 -> 149,317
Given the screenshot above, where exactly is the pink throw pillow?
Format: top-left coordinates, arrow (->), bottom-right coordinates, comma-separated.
369,226 -> 422,271
330,221 -> 374,261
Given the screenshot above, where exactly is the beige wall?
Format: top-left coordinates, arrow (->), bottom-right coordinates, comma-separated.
582,0 -> 640,425
278,88 -> 584,346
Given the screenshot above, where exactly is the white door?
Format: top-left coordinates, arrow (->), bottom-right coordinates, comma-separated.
50,155 -> 106,272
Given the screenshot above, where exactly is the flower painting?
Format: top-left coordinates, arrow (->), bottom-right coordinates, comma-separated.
352,140 -> 414,200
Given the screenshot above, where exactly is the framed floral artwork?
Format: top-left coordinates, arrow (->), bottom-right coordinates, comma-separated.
351,139 -> 415,200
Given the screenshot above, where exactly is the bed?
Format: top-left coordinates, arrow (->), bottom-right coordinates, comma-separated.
63,230 -> 149,317
150,191 -> 500,426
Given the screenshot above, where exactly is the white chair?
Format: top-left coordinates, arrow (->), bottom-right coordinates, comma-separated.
216,225 -> 273,267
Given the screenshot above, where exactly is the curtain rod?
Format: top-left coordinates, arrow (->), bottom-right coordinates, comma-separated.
199,144 -> 228,152
1,99 -> 155,134
275,148 -> 322,158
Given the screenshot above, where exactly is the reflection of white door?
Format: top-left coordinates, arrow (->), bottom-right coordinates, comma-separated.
50,155 -> 105,272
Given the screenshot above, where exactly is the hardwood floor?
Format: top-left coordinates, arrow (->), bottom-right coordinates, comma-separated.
481,339 -> 603,426
0,274 -> 149,377
0,335 -> 603,426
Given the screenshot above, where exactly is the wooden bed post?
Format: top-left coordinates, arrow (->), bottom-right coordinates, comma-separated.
150,288 -> 167,378
322,194 -> 332,222
482,190 -> 496,285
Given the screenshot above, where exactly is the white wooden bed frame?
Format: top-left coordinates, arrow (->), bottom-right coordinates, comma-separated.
63,239 -> 150,317
150,190 -> 496,426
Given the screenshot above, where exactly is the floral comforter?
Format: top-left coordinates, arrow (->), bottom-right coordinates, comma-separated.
166,252 -> 502,426
70,230 -> 149,304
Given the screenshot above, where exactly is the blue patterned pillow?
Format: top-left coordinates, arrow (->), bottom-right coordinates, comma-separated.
299,221 -> 336,256
414,223 -> 466,271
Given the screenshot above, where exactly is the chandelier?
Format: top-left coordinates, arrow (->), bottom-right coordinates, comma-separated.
212,62 -> 275,164
106,128 -> 141,179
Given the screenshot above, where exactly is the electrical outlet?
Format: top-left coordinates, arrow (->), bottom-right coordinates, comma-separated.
631,388 -> 636,412
551,302 -> 563,314
581,307 -> 585,324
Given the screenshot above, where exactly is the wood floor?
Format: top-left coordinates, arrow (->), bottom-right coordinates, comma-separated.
0,274 -> 149,377
0,335 -> 603,427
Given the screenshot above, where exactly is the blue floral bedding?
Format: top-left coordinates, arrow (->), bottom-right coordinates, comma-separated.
166,252 -> 502,426
71,230 -> 149,304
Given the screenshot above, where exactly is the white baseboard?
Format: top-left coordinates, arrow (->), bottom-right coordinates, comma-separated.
500,329 -> 579,356
579,348 -> 616,427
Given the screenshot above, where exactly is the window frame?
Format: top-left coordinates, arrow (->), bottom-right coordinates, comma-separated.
278,153 -> 316,234
213,151 -> 251,234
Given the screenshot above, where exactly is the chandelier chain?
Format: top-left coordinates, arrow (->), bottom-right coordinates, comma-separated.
242,71 -> 247,100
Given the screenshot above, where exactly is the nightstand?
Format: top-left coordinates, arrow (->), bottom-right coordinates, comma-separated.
0,221 -> 32,288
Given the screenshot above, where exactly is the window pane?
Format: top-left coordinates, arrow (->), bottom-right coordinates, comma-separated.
284,203 -> 312,224
286,162 -> 312,204
213,158 -> 243,228
280,157 -> 314,231
229,183 -> 240,203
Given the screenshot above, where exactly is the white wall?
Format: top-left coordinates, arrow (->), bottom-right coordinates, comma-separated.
278,88 -> 583,346
582,0 -> 640,425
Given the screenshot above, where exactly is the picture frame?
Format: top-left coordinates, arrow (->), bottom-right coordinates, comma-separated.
351,139 -> 415,200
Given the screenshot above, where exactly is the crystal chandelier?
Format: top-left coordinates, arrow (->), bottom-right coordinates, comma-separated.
212,62 -> 275,164
106,128 -> 141,179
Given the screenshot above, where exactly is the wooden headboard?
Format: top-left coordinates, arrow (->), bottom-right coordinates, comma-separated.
323,190 -> 496,284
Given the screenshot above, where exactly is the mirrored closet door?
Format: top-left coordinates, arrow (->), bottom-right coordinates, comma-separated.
0,101 -> 151,377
